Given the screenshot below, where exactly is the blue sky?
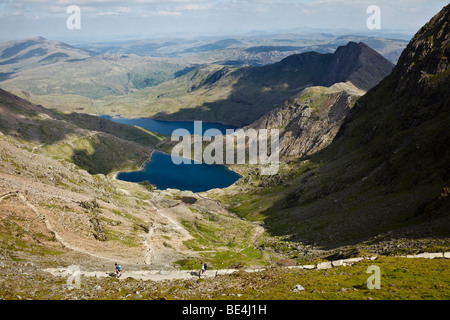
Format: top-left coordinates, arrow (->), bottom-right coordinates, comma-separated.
0,0 -> 448,42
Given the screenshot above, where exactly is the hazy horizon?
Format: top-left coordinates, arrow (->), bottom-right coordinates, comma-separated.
0,0 -> 448,44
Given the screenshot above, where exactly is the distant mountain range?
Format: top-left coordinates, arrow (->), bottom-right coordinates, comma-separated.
0,37 -> 191,100
101,41 -> 393,127
0,34 -> 402,126
81,34 -> 408,65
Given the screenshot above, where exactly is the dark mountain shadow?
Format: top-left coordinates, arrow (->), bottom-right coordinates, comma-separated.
70,133 -> 151,175
174,65 -> 201,78
243,6 -> 450,250
153,52 -> 333,127
0,39 -> 40,59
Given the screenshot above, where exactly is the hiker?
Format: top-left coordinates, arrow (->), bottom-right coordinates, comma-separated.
115,263 -> 122,276
201,262 -> 207,274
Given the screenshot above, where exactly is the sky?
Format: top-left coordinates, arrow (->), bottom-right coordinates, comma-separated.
0,0 -> 448,42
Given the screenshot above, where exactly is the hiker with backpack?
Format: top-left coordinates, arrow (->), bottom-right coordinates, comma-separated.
115,263 -> 122,277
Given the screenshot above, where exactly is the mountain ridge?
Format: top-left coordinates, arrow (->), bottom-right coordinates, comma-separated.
100,41 -> 393,126
0,37 -> 94,72
0,87 -> 164,175
222,4 -> 450,249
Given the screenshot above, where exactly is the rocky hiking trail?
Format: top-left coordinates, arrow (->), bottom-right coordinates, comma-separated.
142,199 -> 195,266
43,252 -> 450,283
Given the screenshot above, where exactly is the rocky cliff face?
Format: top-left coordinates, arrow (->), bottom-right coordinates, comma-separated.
249,82 -> 365,161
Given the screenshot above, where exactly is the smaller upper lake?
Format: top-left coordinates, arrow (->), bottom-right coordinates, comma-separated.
99,115 -> 237,137
101,115 -> 241,192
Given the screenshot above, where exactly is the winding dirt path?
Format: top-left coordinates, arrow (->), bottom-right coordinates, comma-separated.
1,191 -> 118,263
142,199 -> 195,265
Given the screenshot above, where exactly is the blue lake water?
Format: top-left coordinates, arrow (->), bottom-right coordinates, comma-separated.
99,115 -> 237,137
101,116 -> 241,192
117,151 -> 241,193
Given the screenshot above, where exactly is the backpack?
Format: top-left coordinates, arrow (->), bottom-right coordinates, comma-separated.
117,265 -> 122,272
204,263 -> 207,270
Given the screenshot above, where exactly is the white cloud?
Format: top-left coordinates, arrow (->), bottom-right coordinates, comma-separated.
175,4 -> 213,11
150,10 -> 182,16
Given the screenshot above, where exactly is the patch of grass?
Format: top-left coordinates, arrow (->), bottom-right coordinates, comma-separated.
111,209 -> 146,225
250,256 -> 450,300
174,258 -> 201,270
103,228 -> 140,248
179,209 -> 271,269
138,180 -> 153,192
0,217 -> 62,257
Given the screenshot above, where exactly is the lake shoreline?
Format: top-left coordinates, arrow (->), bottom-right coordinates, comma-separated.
97,114 -> 239,128
114,150 -> 242,193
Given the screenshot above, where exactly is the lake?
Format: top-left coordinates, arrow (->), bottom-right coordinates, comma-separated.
117,151 -> 241,193
99,115 -> 237,137
102,116 -> 241,193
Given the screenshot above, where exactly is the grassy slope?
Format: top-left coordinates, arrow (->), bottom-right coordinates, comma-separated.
1,55 -> 189,100
0,88 -> 165,174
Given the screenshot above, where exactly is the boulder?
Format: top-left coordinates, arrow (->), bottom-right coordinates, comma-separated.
342,257 -> 363,265
415,252 -> 443,259
332,260 -> 344,267
317,262 -> 332,269
287,266 -> 304,270
181,196 -> 198,204
302,265 -> 316,270
292,284 -> 305,293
